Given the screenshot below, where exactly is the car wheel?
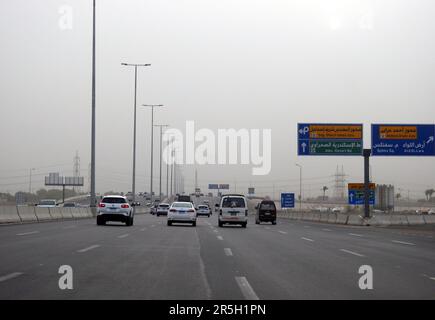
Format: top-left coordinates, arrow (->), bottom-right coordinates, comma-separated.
167,221 -> 172,226
192,221 -> 196,227
156,213 -> 159,217
96,216 -> 104,225
242,222 -> 247,228
218,221 -> 223,227
255,219 -> 259,224
272,221 -> 276,225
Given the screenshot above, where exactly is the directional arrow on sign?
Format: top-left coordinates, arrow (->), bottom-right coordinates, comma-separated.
349,192 -> 354,203
301,142 -> 307,153
427,136 -> 434,144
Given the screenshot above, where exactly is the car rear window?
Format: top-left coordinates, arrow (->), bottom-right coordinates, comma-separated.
102,197 -> 126,204
260,203 -> 276,210
159,204 -> 170,208
198,205 -> 208,209
173,202 -> 192,208
222,197 -> 246,208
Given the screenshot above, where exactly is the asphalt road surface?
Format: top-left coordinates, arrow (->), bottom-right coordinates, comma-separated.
0,197 -> 434,299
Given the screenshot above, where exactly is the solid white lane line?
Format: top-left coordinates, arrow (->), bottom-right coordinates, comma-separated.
340,249 -> 365,257
16,231 -> 39,236
235,277 -> 259,300
224,248 -> 233,256
349,233 -> 363,237
118,234 -> 129,239
77,245 -> 100,253
322,228 -> 331,232
392,240 -> 415,246
0,272 -> 23,283
301,237 -> 314,242
217,236 -> 223,241
278,230 -> 287,234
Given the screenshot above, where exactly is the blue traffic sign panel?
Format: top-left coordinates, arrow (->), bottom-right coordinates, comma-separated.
371,124 -> 435,156
298,123 -> 363,156
348,190 -> 375,205
281,193 -> 295,208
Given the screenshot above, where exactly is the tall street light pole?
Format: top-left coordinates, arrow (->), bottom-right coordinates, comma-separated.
142,104 -> 164,203
154,124 -> 169,201
122,63 -> 151,206
29,168 -> 35,194
90,0 -> 96,207
295,163 -> 302,211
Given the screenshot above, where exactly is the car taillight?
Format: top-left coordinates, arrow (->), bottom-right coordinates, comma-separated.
98,203 -> 105,208
121,204 -> 130,208
187,209 -> 195,213
170,209 -> 176,212
245,210 -> 248,216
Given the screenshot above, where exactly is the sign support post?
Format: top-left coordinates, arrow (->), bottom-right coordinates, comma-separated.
363,149 -> 371,218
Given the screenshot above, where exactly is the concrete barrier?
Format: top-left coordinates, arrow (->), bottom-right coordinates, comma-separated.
390,215 -> 409,226
71,208 -> 83,219
60,207 -> 74,219
347,214 -> 364,226
319,213 -> 329,223
336,213 -> 349,225
327,213 -> 337,224
17,206 -> 38,223
79,207 -> 92,218
35,207 -> 52,221
368,215 -> 391,226
49,207 -> 63,220
423,215 -> 435,224
406,215 -> 425,225
312,213 -> 321,222
0,206 -> 21,224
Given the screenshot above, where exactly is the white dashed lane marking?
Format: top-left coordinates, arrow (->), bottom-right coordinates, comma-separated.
301,237 -> 314,242
77,245 -> 100,253
340,249 -> 365,257
0,272 -> 23,283
16,231 -> 39,236
224,248 -> 233,256
392,240 -> 415,246
235,277 -> 259,300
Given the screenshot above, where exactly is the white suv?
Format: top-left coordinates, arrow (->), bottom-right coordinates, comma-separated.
97,195 -> 134,226
217,194 -> 248,228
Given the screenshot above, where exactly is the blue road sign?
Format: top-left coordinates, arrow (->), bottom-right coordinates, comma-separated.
281,193 -> 295,208
371,124 -> 435,156
298,123 -> 363,156
208,184 -> 219,189
348,190 -> 375,205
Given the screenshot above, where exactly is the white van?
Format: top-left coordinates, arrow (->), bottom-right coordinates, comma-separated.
217,194 -> 248,228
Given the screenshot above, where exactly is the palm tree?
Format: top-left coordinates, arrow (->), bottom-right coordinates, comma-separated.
322,186 -> 328,201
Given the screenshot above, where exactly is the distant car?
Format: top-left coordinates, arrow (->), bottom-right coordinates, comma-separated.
37,199 -> 57,208
429,209 -> 435,215
156,203 -> 170,216
255,200 -> 276,225
167,202 -> 197,226
331,207 -> 343,213
150,205 -> 158,215
196,205 -> 211,217
63,202 -> 76,208
416,208 -> 430,215
97,195 -> 134,226
218,194 -> 248,228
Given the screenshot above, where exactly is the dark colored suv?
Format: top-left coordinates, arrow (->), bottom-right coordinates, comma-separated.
255,200 -> 277,225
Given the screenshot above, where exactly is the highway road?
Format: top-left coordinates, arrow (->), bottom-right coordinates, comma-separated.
0,197 -> 434,299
